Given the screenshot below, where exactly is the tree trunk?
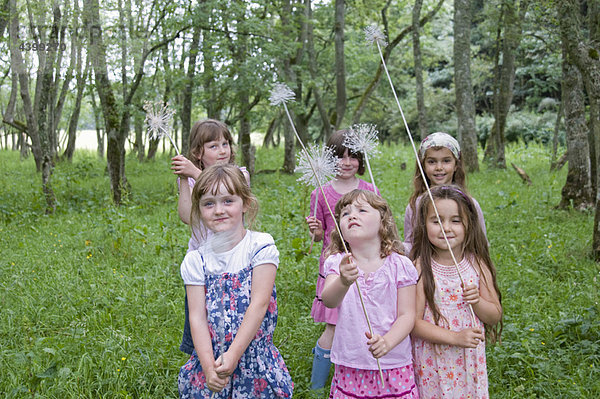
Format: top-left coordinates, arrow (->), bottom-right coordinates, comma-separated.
559,0 -> 600,214
181,25 -> 201,156
89,87 -> 104,158
306,0 -> 332,139
484,0 -> 526,169
559,42 -> 594,209
9,0 -> 42,170
454,0 -> 479,172
334,0 -> 346,129
62,57 -> 89,161
412,0 -> 427,139
84,0 -> 124,204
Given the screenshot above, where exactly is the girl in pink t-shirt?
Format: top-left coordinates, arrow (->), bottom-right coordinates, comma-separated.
321,190 -> 419,398
305,130 -> 378,389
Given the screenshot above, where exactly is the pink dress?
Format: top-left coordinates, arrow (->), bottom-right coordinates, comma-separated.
412,255 -> 489,398
309,180 -> 378,324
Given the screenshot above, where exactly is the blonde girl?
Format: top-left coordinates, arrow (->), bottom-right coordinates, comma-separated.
178,164 -> 293,398
410,185 -> 502,398
171,119 -> 250,355
403,132 -> 486,254
321,190 -> 419,398
305,130 -> 379,390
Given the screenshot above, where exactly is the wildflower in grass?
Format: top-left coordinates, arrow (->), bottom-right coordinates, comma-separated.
85,240 -> 91,246
86,253 -> 92,259
121,357 -> 126,361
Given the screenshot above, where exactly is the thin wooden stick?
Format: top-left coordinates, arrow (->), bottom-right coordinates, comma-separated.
373,38 -> 477,326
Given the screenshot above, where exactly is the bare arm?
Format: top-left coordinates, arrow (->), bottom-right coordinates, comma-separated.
321,254 -> 357,308
411,260 -> 484,348
464,260 -> 502,326
306,216 -> 324,242
172,155 -> 202,225
215,263 -> 276,378
187,285 -> 229,392
367,284 -> 416,358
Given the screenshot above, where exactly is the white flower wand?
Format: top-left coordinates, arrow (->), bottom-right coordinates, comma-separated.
295,143 -> 339,253
365,25 -> 477,326
344,123 -> 380,193
270,82 -> 385,387
143,100 -> 179,155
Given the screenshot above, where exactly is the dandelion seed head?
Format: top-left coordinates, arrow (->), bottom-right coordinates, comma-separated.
344,123 -> 380,157
364,25 -> 387,46
269,83 -> 295,106
295,144 -> 339,187
144,101 -> 175,141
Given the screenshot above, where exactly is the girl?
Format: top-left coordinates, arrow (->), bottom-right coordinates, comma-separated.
178,164 -> 293,398
403,132 -> 486,254
410,185 -> 502,398
171,119 -> 250,355
321,190 -> 419,398
305,130 -> 379,389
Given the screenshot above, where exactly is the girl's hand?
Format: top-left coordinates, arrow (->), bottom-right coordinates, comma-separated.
365,331 -> 390,359
205,358 -> 229,393
339,253 -> 358,287
171,155 -> 201,179
305,216 -> 324,237
215,351 -> 238,379
453,327 -> 485,348
462,283 -> 480,305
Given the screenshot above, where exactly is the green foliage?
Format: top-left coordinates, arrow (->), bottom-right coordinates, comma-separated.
1,143 -> 598,398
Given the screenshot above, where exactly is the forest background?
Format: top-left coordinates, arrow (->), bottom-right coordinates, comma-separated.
0,0 -> 599,397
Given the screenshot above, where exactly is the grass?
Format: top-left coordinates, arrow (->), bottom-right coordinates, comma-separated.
0,143 -> 598,398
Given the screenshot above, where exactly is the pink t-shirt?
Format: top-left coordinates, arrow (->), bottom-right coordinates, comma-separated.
325,252 -> 418,370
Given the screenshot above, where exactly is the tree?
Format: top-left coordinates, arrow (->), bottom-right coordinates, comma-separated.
412,0 -> 428,140
484,0 -> 528,168
454,0 -> 478,172
558,0 -> 600,259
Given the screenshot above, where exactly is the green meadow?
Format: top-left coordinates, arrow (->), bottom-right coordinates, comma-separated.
0,143 -> 598,398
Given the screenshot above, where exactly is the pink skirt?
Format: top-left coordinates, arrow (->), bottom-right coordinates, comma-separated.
329,363 -> 419,399
311,272 -> 339,324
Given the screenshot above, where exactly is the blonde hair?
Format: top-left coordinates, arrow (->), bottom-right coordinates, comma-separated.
190,164 -> 257,240
326,190 -> 404,258
188,119 -> 236,169
409,185 -> 502,343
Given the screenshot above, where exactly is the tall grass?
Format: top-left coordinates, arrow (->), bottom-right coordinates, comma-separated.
0,144 -> 598,398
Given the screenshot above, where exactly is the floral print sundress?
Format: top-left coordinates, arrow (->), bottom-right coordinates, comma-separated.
178,264 -> 293,398
412,255 -> 489,398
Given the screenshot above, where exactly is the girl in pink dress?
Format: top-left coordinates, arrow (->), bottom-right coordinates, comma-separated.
321,190 -> 419,398
410,186 -> 502,398
305,130 -> 378,389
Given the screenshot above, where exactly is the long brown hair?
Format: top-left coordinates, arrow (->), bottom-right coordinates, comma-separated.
410,185 -> 502,343
190,164 -> 257,241
326,190 -> 404,258
188,119 -> 236,169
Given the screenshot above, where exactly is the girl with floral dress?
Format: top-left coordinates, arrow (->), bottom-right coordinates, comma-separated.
321,190 -> 419,398
178,164 -> 293,398
410,186 -> 502,398
171,119 -> 250,356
